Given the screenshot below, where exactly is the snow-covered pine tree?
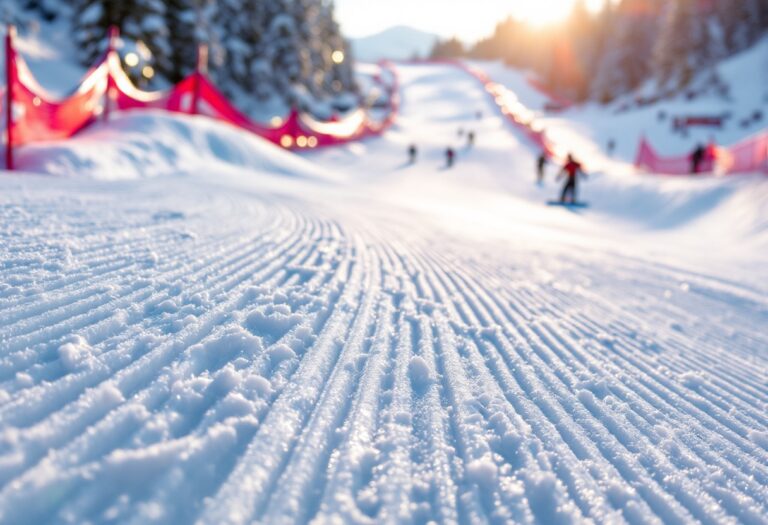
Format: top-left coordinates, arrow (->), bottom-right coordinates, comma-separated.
429,37 -> 465,59
0,1 -> 28,26
165,0 -> 201,83
238,0 -> 272,93
71,0 -> 356,108
591,0 -> 662,102
124,0 -> 171,83
310,0 -> 354,96
761,1 -> 768,32
20,0 -> 59,21
207,0 -> 265,92
201,0 -> 354,105
469,18 -> 550,73
653,0 -> 719,91
72,0 -> 115,65
72,0 -> 172,84
291,0 -> 316,94
247,0 -> 280,100
264,0 -> 304,101
714,0 -> 763,55
562,0 -> 597,101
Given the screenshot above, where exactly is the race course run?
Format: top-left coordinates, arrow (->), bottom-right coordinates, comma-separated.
1,65 -> 767,525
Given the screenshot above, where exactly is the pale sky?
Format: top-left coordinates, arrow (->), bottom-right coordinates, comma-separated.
336,0 -> 607,42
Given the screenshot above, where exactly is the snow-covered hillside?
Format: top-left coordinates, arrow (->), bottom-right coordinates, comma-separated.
352,25 -> 438,62
472,36 -> 768,164
1,60 -> 767,525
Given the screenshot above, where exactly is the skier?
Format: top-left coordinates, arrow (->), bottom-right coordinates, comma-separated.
556,153 -> 586,204
607,138 -> 616,157
467,131 -> 475,148
536,152 -> 548,183
408,144 -> 418,164
690,144 -> 706,174
446,147 -> 456,168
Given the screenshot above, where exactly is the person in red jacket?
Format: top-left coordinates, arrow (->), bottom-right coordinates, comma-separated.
557,154 -> 586,203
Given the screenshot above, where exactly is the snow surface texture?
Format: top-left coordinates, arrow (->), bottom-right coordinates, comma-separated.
0,64 -> 767,525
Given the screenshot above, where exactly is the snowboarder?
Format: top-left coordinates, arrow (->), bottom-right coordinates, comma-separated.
556,154 -> 586,204
690,144 -> 706,174
467,131 -> 475,148
446,147 -> 456,168
537,152 -> 548,183
408,144 -> 418,164
607,139 -> 616,157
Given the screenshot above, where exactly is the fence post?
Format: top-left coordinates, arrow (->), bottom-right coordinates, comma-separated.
5,25 -> 15,171
104,25 -> 119,122
191,43 -> 208,115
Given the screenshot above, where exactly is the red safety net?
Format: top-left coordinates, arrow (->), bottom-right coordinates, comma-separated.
410,59 -> 767,177
2,28 -> 399,169
7,41 -> 108,146
717,132 -> 768,174
460,62 -> 558,159
635,137 -> 717,175
635,134 -> 768,175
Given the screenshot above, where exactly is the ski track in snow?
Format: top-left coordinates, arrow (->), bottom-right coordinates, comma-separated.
0,65 -> 767,525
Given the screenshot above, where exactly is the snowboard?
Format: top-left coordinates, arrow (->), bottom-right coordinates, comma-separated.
547,201 -> 589,208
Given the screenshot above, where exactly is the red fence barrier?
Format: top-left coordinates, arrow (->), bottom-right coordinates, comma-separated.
461,61 -> 768,176
635,133 -> 768,176
412,59 -> 767,177
721,132 -> 768,174
407,60 -> 575,161
458,62 -> 558,160
2,26 -> 398,170
401,59 -> 558,157
635,138 -> 718,174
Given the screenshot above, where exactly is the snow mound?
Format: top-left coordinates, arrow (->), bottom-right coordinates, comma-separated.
15,111 -> 341,182
408,355 -> 432,390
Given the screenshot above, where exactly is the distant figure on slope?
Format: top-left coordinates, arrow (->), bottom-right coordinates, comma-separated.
467,131 -> 476,148
557,154 -> 586,204
607,138 -> 616,157
408,144 -> 418,164
446,147 -> 456,168
537,152 -> 548,183
690,144 -> 706,174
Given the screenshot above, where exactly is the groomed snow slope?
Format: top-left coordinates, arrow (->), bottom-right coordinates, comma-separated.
0,65 -> 767,525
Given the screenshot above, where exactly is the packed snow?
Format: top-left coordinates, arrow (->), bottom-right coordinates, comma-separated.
0,61 -> 767,525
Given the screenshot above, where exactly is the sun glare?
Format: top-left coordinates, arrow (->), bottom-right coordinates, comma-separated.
514,0 -> 606,26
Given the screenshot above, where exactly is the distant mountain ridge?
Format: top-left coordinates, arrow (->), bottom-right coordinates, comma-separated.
351,26 -> 438,62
